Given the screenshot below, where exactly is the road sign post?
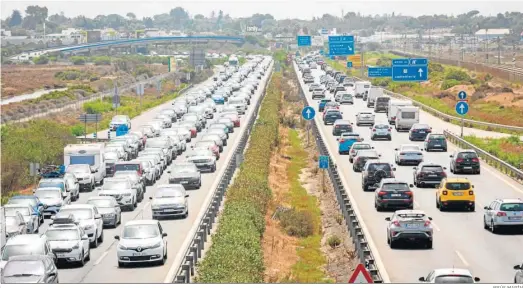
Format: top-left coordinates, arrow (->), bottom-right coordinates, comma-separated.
455,100 -> 469,137
348,263 -> 374,283
78,114 -> 102,140
112,81 -> 120,113
392,58 -> 428,82
328,35 -> 355,56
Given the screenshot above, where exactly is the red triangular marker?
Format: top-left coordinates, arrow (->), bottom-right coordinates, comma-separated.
348,263 -> 374,283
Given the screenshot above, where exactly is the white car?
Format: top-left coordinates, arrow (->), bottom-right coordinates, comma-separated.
66,164 -> 95,192
97,177 -> 138,211
150,184 -> 189,219
395,144 -> 424,166
114,220 -> 168,267
4,204 -> 39,234
34,187 -> 70,218
355,112 -> 375,126
483,198 -> 523,233
46,216 -> 91,266
419,268 -> 480,283
52,204 -> 104,248
110,115 -> 131,131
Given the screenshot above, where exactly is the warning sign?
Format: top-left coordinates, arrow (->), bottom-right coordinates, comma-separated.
347,55 -> 362,67
348,263 -> 374,283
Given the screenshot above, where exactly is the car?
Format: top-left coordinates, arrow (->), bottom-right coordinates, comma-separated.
193,140 -> 220,159
361,161 -> 396,191
209,123 -> 231,135
435,177 -> 475,212
385,210 -> 432,248
424,133 -> 448,152
4,204 -> 39,234
65,164 -> 95,192
168,162 -> 202,189
7,195 -> 46,224
318,98 -> 332,112
355,112 -> 375,126
62,173 -> 80,202
114,220 -> 168,267
200,134 -> 224,152
98,177 -> 138,211
375,179 -> 415,211
337,132 -> 363,155
515,263 -> 523,283
110,115 -> 131,131
449,150 -> 481,174
186,149 -> 217,173
312,88 -> 325,100
332,120 -> 353,136
113,171 -> 145,202
46,219 -> 91,266
419,268 -> 480,283
323,109 -> 343,125
323,101 -> 340,113
86,196 -> 122,228
207,128 -> 228,146
149,184 -> 189,219
4,211 -> 27,239
370,123 -> 392,140
339,93 -> 354,105
221,113 -> 240,127
413,163 -> 447,188
309,83 -> 320,92
409,123 -> 432,141
0,234 -> 55,270
353,150 -> 380,172
36,178 -> 68,199
1,255 -> 59,283
348,143 -> 373,163
395,144 -> 424,166
52,204 -> 104,248
483,198 -> 523,233
34,188 -> 70,218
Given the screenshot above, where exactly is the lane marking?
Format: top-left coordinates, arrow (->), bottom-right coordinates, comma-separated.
479,164 -> 523,195
94,250 -> 110,266
414,200 -> 420,209
431,221 -> 441,232
455,250 -> 469,266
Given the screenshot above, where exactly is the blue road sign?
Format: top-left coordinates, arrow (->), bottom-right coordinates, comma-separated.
301,106 -> 316,120
368,67 -> 393,77
409,58 -> 428,66
297,35 -> 312,47
392,66 -> 428,82
455,101 -> 469,116
392,59 -> 410,66
328,35 -> 355,56
346,61 -> 353,68
319,155 -> 329,169
321,28 -> 328,35
93,132 -> 97,138
458,91 -> 467,100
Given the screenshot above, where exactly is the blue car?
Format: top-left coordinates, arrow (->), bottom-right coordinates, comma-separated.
212,94 -> 225,104
7,195 -> 46,224
337,132 -> 363,154
318,99 -> 332,112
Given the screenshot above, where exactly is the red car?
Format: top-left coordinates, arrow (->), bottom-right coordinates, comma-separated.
177,122 -> 197,138
222,114 -> 240,127
193,141 -> 220,159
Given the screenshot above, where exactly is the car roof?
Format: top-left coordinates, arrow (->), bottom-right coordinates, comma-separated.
395,209 -> 426,215
419,162 -> 442,167
4,204 -> 32,209
125,219 -> 159,226
445,177 -> 471,183
61,204 -> 95,210
334,120 -> 351,124
88,196 -> 116,201
432,268 -> 473,277
381,178 -> 407,184
39,178 -> 64,183
5,255 -> 49,262
6,234 -> 47,245
495,198 -> 523,203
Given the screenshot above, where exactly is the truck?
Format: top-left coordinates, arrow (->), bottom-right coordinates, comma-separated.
64,143 -> 106,185
366,87 -> 384,108
388,100 -> 413,124
228,55 -> 239,67
395,106 -> 420,131
355,81 -> 371,98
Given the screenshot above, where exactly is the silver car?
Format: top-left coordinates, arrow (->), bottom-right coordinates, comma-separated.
356,112 -> 375,126
149,184 -> 189,219
46,220 -> 91,266
113,171 -> 145,203
168,162 -> 202,190
385,209 -> 433,249
5,211 -> 27,238
207,128 -> 228,146
4,204 -> 38,234
370,123 -> 392,141
395,144 -> 424,166
87,196 -> 122,228
186,149 -> 217,173
339,93 -> 354,105
483,198 -> 523,233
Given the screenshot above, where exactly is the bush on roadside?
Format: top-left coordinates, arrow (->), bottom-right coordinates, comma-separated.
92,56 -> 111,66
83,99 -> 113,114
445,68 -> 470,82
278,208 -> 315,237
33,56 -> 49,65
441,79 -> 461,90
70,124 -> 85,136
196,72 -> 281,283
70,56 -> 87,65
327,235 -> 342,248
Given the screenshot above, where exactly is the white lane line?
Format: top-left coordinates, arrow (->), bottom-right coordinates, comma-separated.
94,250 -> 110,266
455,250 -> 469,266
414,200 -> 420,209
431,221 -> 441,232
480,164 -> 523,195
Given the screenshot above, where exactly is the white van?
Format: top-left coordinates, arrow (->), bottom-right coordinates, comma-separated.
367,87 -> 384,108
355,81 -> 371,98
395,106 -> 420,131
64,143 -> 106,185
388,100 -> 413,124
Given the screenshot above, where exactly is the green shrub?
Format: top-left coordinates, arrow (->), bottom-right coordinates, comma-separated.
70,124 -> 85,136
371,78 -> 391,87
278,208 -> 315,237
445,68 -> 470,82
134,66 -> 153,78
441,79 -> 461,90
70,56 -> 86,65
83,99 -> 113,114
327,235 -> 341,248
92,56 -> 111,65
33,56 -> 49,65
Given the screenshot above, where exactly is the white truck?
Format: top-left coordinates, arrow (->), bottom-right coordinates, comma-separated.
388,100 -> 413,124
64,143 -> 106,185
395,106 -> 420,131
355,81 -> 371,98
228,55 -> 239,67
366,87 -> 384,108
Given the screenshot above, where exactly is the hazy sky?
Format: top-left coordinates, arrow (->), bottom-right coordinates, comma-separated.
2,0 -> 522,20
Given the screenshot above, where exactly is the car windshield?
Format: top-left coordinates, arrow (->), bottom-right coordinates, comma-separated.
46,229 -> 80,241
421,166 -> 444,172
445,182 -> 471,190
353,144 -> 371,150
2,260 -> 46,277
429,134 -> 446,140
413,124 -> 430,129
457,152 -> 478,159
37,182 -> 64,191
402,145 -> 420,151
499,203 -> 523,211
154,189 -> 184,198
8,198 -> 37,207
66,165 -> 90,173
375,124 -> 389,129
59,209 -> 93,220
434,275 -> 474,283
115,164 -> 140,171
196,141 -> 214,148
122,224 -> 159,239
1,244 -> 44,261
229,99 -> 244,105
87,199 -> 115,208
5,207 -> 31,216
103,180 -> 131,190
34,189 -> 61,199
173,165 -> 197,173
382,183 -> 410,191
368,164 -> 392,171
188,150 -> 212,158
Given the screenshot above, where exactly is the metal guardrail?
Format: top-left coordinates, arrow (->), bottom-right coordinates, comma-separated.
443,130 -> 523,182
171,63 -> 274,283
296,66 -> 384,283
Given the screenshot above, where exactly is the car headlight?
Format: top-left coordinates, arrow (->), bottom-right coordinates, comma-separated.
72,243 -> 80,249
123,193 -> 131,197
84,225 -> 94,230
150,241 -> 162,249
118,244 -> 128,250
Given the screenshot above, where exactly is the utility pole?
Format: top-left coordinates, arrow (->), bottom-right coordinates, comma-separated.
428,28 -> 432,59
485,28 -> 489,64
460,34 -> 464,62
497,36 -> 501,65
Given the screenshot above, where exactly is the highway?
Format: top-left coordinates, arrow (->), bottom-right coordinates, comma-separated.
295,63 -> 523,283
36,60 -> 273,283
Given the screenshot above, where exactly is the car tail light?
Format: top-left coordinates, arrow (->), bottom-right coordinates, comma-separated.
427,129 -> 432,133
340,139 -> 345,143
442,190 -> 448,195
456,158 -> 464,163
497,211 -> 507,216
378,191 -> 387,196
405,191 -> 413,196
391,116 -> 396,120
441,172 -> 447,177
472,158 -> 479,162
418,172 -> 426,177
372,129 -> 376,132
392,220 -> 400,227
412,130 -> 418,133
388,128 -> 392,131
424,220 -> 431,227
400,153 -> 405,156
469,190 -> 474,195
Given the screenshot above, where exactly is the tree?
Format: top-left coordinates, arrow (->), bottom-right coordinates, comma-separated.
143,17 -> 154,28
170,7 -> 189,28
194,14 -> 205,20
126,12 -> 136,20
302,26 -> 309,35
25,5 -> 48,22
8,10 -> 22,27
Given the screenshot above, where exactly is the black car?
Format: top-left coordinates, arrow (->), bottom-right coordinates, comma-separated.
352,150 -> 381,172
413,163 -> 447,188
424,133 -> 448,152
361,161 -> 396,191
450,150 -> 481,174
374,179 -> 415,211
409,124 -> 432,141
332,120 -> 353,136
323,110 -> 343,125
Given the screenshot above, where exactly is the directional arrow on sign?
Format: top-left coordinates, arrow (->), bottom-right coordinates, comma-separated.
459,103 -> 466,114
418,68 -> 423,77
412,60 -> 417,65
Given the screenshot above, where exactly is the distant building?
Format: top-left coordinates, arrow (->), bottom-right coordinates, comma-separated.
475,29 -> 510,40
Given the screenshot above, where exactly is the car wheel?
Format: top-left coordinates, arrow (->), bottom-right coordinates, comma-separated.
86,248 -> 91,261
491,220 -> 498,234
376,203 -> 382,212
438,200 -> 445,211
90,182 -> 95,191
98,230 -> 104,243
389,239 -> 397,249
470,204 -> 475,212
483,217 -> 489,229
79,250 -> 85,267
128,204 -> 135,211
133,198 -> 138,208
118,261 -> 126,268
90,234 -> 98,248
476,169 -> 481,175
426,240 -> 433,249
